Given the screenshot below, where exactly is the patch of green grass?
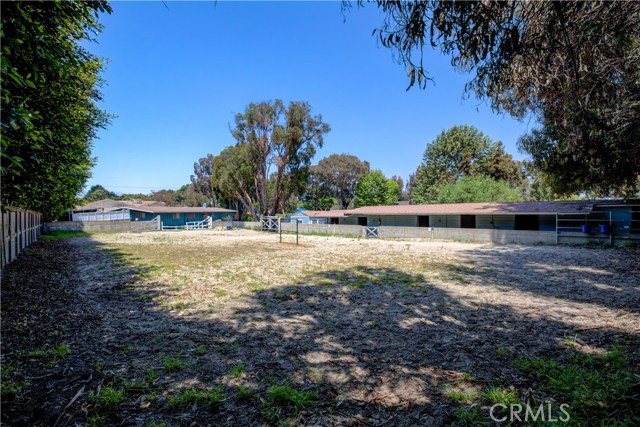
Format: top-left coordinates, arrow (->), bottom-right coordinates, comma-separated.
237,385 -> 254,400
146,369 -> 159,382
41,230 -> 88,240
50,343 -> 71,358
85,414 -> 105,427
0,362 -> 25,400
483,387 -> 519,405
443,385 -> 480,404
27,343 -> 70,361
495,347 -> 510,358
89,384 -> 126,409
194,345 -> 207,356
230,363 -> 245,378
167,386 -> 225,409
452,406 -> 487,426
262,383 -> 319,422
213,289 -> 228,297
163,357 -> 184,372
514,344 -> 637,425
124,369 -> 158,393
460,372 -> 474,382
563,334 -> 579,349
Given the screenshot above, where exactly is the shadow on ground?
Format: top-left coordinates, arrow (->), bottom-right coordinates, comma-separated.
1,235 -> 638,426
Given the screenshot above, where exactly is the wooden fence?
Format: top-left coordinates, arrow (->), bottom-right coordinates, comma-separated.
1,206 -> 43,272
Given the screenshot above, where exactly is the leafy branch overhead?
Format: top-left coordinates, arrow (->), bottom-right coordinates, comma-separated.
357,1 -> 640,195
1,1 -> 113,219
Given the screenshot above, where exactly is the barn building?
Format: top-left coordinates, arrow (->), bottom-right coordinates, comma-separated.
328,200 -> 639,243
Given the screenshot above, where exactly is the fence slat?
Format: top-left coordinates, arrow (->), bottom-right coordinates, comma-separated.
1,207 -> 43,273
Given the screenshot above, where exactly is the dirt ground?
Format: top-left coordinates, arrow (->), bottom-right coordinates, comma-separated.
2,230 -> 639,426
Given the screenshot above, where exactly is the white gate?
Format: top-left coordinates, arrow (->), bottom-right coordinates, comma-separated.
185,216 -> 212,230
261,216 -> 281,232
365,226 -> 379,238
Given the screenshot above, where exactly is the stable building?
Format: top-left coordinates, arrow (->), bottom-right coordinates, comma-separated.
330,200 -> 639,244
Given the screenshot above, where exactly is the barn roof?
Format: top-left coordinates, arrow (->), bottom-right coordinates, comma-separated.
75,199 -> 167,212
346,201 -> 601,216
304,209 -> 351,218
127,205 -> 236,214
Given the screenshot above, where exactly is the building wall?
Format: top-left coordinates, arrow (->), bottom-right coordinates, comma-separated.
290,212 -> 311,224
475,215 -> 515,230
129,211 -> 229,227
377,226 -> 557,244
539,215 -> 556,231
338,215 -> 417,227
430,215 -> 461,228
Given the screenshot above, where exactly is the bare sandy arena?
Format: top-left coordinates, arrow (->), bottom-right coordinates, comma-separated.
2,229 -> 639,426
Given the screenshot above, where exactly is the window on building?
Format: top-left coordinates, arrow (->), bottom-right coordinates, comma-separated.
173,213 -> 180,219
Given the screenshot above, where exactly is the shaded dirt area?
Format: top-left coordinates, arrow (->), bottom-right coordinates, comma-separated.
1,230 -> 639,426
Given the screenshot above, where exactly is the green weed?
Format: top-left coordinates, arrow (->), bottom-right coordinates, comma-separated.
0,362 -> 25,400
483,387 -> 519,405
443,385 -> 480,404
495,347 -> 510,358
230,363 -> 245,378
452,406 -> 487,426
27,350 -> 47,358
513,344 -> 636,425
41,231 -> 88,240
261,383 -> 319,422
89,384 -> 126,409
163,357 -> 184,372
85,414 -> 105,427
237,385 -> 254,400
167,386 -> 225,409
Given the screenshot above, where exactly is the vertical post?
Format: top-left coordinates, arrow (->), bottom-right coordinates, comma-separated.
609,211 -> 613,246
296,219 -> 299,245
555,213 -> 559,244
279,218 -> 282,243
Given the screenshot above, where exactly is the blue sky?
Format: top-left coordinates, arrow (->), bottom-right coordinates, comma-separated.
87,1 -> 535,194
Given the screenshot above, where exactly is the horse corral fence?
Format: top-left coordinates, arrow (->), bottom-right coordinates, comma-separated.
1,206 -> 43,272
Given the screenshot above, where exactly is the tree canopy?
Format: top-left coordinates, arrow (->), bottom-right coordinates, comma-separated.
303,154 -> 370,210
83,185 -> 117,202
437,175 -> 523,204
359,1 -> 640,195
354,170 -> 400,207
190,154 -> 215,205
212,100 -> 330,218
1,1 -> 112,220
411,125 -> 523,203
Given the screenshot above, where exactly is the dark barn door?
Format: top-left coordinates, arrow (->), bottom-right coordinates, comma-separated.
418,216 -> 430,227
357,217 -> 368,226
461,215 -> 476,229
515,215 -> 540,230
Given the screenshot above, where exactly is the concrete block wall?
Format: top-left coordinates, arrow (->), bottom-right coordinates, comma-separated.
280,222 -> 364,236
377,226 -> 557,244
45,220 -> 159,232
